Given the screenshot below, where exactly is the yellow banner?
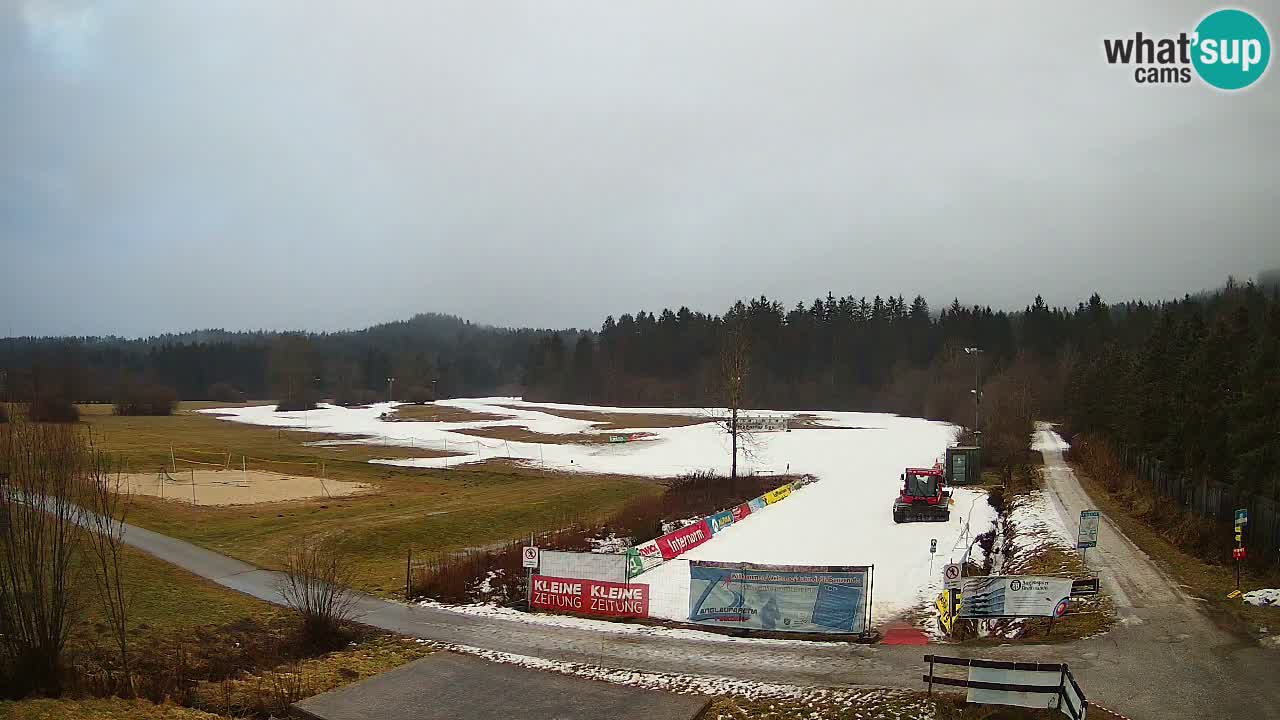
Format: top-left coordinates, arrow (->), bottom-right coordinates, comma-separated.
936,589 -> 962,635
763,484 -> 792,505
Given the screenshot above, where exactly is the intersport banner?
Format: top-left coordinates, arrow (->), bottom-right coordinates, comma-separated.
655,518 -> 712,560
530,575 -> 649,618
709,510 -> 735,533
688,561 -> 869,634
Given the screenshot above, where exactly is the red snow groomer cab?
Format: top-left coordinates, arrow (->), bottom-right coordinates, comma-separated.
892,463 -> 952,523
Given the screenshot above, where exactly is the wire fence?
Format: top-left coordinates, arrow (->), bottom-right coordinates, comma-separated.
1120,445 -> 1280,562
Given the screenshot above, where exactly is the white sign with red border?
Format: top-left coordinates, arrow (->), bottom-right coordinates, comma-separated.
522,546 -> 539,569
943,563 -> 962,589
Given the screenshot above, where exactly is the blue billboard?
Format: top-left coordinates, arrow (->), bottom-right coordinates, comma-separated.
688,561 -> 871,634
708,510 -> 735,533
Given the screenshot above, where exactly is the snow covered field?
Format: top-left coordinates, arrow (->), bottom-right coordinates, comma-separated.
204,398 -> 995,622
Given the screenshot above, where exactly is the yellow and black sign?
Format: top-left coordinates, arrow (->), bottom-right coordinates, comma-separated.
936,589 -> 962,634
763,483 -> 792,505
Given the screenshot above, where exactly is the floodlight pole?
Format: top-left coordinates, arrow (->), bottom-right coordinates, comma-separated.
964,347 -> 983,444
387,377 -> 395,404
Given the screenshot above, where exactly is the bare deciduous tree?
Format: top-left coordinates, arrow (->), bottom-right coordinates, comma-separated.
0,414 -> 89,696
83,436 -> 134,696
278,535 -> 359,643
708,321 -> 757,481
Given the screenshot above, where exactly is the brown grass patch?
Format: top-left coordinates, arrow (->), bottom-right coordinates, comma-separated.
450,424 -> 620,445
496,404 -> 708,430
385,404 -> 512,423
788,413 -> 875,430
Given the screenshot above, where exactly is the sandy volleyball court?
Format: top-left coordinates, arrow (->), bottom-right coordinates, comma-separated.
123,469 -> 373,506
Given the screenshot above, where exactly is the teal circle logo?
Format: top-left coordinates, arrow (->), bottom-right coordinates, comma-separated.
1193,9 -> 1270,90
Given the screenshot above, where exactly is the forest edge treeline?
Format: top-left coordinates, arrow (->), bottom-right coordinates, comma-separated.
3,274 -> 1278,507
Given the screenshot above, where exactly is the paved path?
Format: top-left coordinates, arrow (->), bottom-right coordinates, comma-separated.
116,429 -> 1280,720
292,652 -> 709,720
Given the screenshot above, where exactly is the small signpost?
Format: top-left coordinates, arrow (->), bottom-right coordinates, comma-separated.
1070,577 -> 1100,597
1077,510 -> 1100,555
929,538 -> 937,573
522,546 -> 540,569
1233,509 -> 1248,590
523,541 -> 538,609
943,562 -> 962,590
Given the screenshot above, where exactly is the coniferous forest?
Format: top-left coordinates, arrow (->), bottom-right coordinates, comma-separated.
3,277 -> 1278,503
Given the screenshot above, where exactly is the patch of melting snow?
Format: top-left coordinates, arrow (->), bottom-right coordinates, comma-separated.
588,534 -> 632,554
409,636 -> 933,716
415,600 -> 849,647
1243,588 -> 1280,608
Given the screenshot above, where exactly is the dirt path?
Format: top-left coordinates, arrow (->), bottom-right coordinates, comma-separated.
1035,424 -> 1184,618
1033,422 -> 1280,719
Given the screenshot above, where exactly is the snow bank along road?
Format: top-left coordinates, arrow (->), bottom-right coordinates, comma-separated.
206,399 -> 996,623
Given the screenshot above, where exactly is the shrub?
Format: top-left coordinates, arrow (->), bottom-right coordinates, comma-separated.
986,485 -> 1006,514
207,382 -> 246,403
279,535 -> 358,645
333,387 -> 381,407
113,382 -> 178,416
275,394 -> 319,412
400,385 -> 434,404
26,394 -> 79,423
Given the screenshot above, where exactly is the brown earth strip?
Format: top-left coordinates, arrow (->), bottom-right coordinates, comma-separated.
450,424 -> 617,445
385,404 -> 513,423
495,404 -> 708,430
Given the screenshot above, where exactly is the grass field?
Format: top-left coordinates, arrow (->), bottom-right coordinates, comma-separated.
76,544 -> 277,641
82,403 -> 661,595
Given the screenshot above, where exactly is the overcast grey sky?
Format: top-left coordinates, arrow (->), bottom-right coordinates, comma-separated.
3,1 -> 1278,337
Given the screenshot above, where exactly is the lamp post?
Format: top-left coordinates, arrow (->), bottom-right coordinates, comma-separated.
964,347 -> 983,444
431,379 -> 438,401
386,377 -> 395,404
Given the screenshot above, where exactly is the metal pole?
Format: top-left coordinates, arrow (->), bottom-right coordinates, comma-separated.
406,547 -> 412,601
927,655 -> 935,695
526,532 -> 534,610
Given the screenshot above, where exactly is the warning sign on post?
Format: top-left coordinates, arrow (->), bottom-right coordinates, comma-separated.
943,563 -> 962,589
522,546 -> 539,569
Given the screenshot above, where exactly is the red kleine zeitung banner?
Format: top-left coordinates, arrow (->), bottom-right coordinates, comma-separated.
530,575 -> 650,618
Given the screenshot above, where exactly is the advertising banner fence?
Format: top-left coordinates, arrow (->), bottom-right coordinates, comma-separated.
709,510 -> 735,533
530,575 -> 650,618
538,550 -> 628,584
624,480 -> 802,580
735,416 -> 788,432
958,576 -> 1072,619
626,539 -> 663,577
763,484 -> 793,505
655,518 -> 712,560
688,561 -> 873,635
